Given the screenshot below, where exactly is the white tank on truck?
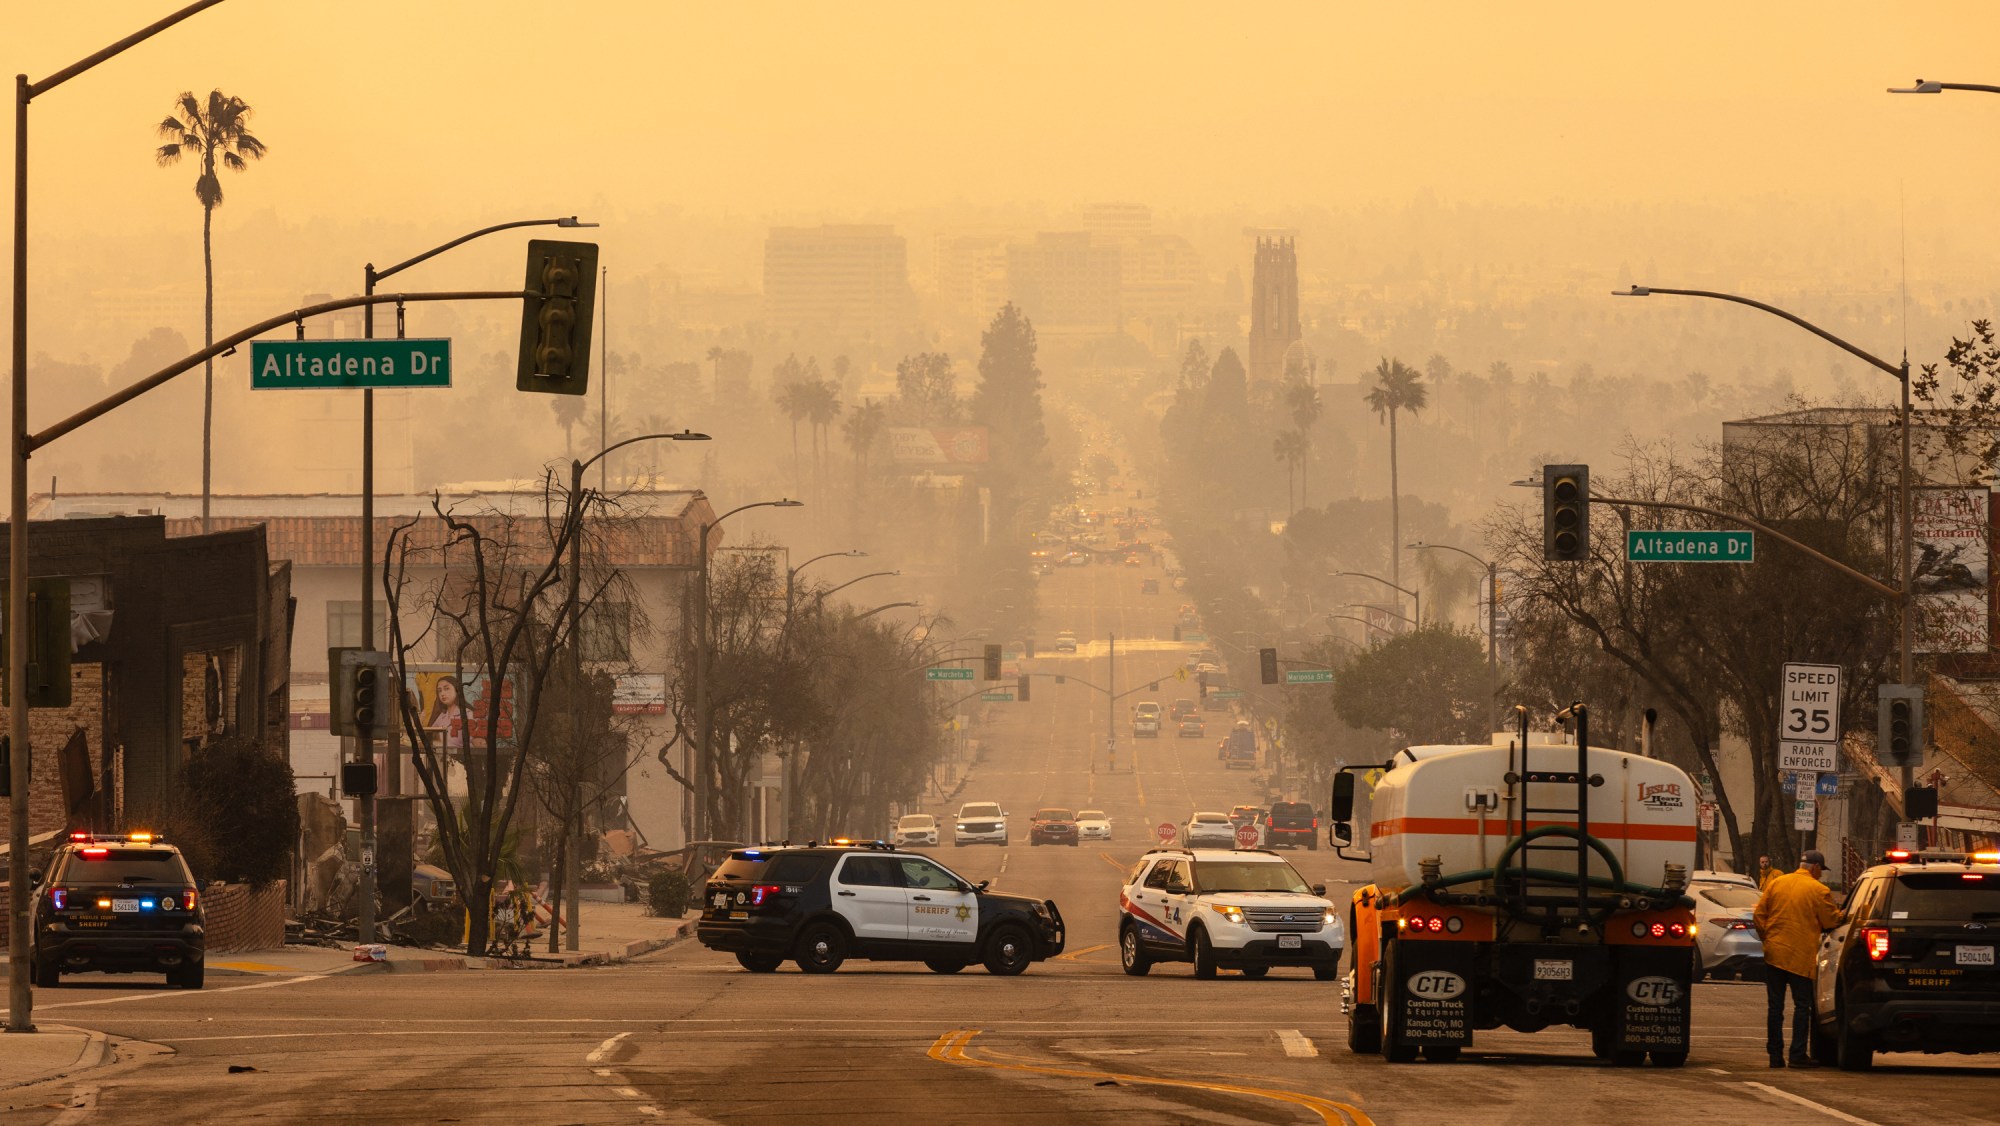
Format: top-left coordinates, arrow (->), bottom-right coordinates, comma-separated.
1368,738 -> 1699,897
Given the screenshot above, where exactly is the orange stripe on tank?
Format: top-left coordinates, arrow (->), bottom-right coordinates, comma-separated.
1369,816 -> 1697,843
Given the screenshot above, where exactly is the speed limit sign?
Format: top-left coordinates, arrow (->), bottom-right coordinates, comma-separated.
1779,662 -> 1841,773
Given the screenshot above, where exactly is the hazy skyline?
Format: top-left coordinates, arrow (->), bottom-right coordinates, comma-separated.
8,4 -> 2000,226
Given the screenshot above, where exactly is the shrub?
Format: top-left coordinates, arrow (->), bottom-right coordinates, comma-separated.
647,869 -> 695,917
183,738 -> 302,890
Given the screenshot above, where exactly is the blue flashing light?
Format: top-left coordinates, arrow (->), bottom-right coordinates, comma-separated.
141,900 -> 155,909
742,850 -> 762,858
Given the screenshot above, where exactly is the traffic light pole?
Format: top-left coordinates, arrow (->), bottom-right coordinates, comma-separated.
9,0 -> 226,1037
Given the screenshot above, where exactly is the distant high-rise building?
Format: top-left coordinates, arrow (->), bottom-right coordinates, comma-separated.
763,224 -> 912,338
1006,232 -> 1121,334
1248,236 -> 1300,382
933,233 -> 1011,321
1081,202 -> 1152,243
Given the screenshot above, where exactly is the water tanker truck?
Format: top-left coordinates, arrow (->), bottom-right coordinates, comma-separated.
1328,704 -> 1698,1065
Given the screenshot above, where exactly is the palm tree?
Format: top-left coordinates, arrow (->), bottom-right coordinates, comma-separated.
1272,430 -> 1308,515
774,381 -> 811,480
842,399 -> 888,487
1284,381 -> 1322,509
1365,357 -> 1429,590
155,89 -> 267,532
803,378 -> 843,473
549,395 -> 587,457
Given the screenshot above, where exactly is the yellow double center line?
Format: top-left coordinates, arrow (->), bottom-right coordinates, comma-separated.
926,1028 -> 1374,1126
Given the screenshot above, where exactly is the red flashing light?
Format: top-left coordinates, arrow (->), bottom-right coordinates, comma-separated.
68,830 -> 91,842
1669,923 -> 1687,939
1886,849 -> 1913,861
750,884 -> 782,908
79,847 -> 108,858
1863,927 -> 1890,961
1649,922 -> 1666,938
1963,873 -> 1986,881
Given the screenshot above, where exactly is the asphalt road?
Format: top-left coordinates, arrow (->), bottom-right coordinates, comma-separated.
11,478 -> 2000,1124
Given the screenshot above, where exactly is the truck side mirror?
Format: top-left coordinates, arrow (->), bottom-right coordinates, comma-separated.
1332,823 -> 1353,846
1331,772 -> 1355,823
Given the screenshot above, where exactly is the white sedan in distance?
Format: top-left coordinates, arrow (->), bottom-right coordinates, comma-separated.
892,814 -> 939,848
1075,810 -> 1112,842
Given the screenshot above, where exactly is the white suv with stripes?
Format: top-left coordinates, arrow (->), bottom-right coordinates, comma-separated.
1118,848 -> 1344,979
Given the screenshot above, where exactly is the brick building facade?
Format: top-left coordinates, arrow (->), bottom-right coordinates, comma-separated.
0,516 -> 290,844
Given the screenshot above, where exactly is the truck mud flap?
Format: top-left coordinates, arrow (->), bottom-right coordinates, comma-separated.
1387,941 -> 1475,1047
1613,947 -> 1691,1055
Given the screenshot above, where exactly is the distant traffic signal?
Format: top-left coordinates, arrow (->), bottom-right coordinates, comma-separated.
983,644 -> 1002,681
1542,464 -> 1589,562
332,648 -> 396,739
516,239 -> 599,395
1259,647 -> 1278,685
1879,684 -> 1925,769
1017,675 -> 1031,703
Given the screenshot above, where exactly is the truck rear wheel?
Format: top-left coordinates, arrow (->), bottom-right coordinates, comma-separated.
1377,943 -> 1418,1063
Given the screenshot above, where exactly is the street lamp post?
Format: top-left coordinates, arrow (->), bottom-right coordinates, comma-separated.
1330,571 -> 1420,631
813,570 -> 902,607
558,430 -> 708,949
1410,541 -> 1499,737
9,0 -> 225,1037
348,214 -> 595,946
1617,285 -> 1914,795
777,550 -> 863,838
694,499 -> 803,841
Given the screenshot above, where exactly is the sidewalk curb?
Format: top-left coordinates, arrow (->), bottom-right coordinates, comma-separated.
483,914 -> 698,969
0,1025 -> 113,1094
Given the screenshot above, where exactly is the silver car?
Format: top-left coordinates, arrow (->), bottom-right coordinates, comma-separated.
1075,810 -> 1112,842
1181,811 -> 1237,849
893,813 -> 939,848
1690,873 -> 1765,982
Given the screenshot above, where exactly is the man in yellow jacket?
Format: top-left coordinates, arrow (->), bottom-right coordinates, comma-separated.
1753,850 -> 1842,1068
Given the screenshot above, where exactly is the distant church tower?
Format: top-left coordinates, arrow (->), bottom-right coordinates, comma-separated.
1248,236 -> 1300,383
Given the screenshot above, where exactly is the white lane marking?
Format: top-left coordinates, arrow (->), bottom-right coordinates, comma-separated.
1706,1067 -> 1730,1075
1740,1082 -> 1882,1125
637,1108 -> 664,1118
593,1067 -> 614,1077
1276,1029 -> 1318,1058
998,852 -> 1009,874
37,974 -> 326,1010
586,1030 -> 631,1063
615,1087 -> 644,1098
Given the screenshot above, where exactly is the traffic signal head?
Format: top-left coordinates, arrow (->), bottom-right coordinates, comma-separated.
517,239 -> 599,395
1542,463 -> 1590,562
983,644 -> 1002,681
1017,675 -> 1030,703
332,648 -> 397,739
1879,683 -> 1925,769
1259,647 -> 1278,685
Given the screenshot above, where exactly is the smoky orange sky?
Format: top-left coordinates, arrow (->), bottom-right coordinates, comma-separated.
6,2 -> 1999,234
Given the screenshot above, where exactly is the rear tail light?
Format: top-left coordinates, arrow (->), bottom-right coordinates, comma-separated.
749,884 -> 782,908
180,889 -> 197,912
80,847 -> 108,858
49,888 -> 66,911
1863,927 -> 1890,961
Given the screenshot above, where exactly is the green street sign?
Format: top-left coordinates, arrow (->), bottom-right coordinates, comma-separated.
1213,688 -> 1244,700
1626,530 -> 1753,564
1183,632 -> 1208,642
251,339 -> 452,389
981,691 -> 1015,702
1285,668 -> 1334,684
925,667 -> 974,681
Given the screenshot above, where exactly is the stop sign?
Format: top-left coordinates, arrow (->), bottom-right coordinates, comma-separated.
1155,821 -> 1176,844
1235,823 -> 1260,849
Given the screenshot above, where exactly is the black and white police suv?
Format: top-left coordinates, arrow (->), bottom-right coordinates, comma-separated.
1812,847 -> 2000,1070
28,830 -> 206,989
1117,847 -> 1344,979
697,841 -> 1066,975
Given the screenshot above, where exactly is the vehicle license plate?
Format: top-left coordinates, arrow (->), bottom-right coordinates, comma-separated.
1956,945 -> 1995,966
1534,959 -> 1573,980
112,899 -> 139,913
1278,934 -> 1303,949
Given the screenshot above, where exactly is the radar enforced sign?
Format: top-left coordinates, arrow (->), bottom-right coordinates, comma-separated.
1778,662 -> 1841,773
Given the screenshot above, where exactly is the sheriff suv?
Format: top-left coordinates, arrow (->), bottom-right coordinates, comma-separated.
1812,847 -> 2000,1070
697,841 -> 1066,976
1117,848 -> 1344,979
28,831 -> 205,989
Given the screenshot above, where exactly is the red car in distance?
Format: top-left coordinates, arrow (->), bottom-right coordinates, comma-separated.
1029,808 -> 1080,847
